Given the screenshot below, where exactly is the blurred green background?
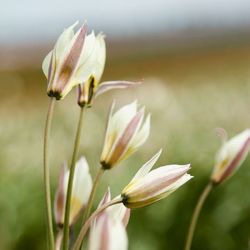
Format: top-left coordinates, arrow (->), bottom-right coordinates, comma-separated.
1,1 -> 250,249
1,44 -> 250,250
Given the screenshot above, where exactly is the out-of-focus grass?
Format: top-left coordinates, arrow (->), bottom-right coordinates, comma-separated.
0,45 -> 250,250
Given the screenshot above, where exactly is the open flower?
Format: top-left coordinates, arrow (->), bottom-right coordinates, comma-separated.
211,129 -> 250,184
89,189 -> 129,250
42,22 -> 100,100
54,157 -> 92,226
100,101 -> 150,169
121,150 -> 192,208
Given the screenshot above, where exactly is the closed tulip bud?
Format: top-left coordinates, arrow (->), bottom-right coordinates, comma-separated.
89,189 -> 128,250
54,157 -> 92,226
211,129 -> 250,184
77,34 -> 105,107
42,22 -> 98,100
121,150 -> 192,208
100,101 -> 150,169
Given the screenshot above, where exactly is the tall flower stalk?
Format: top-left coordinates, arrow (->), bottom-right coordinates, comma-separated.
184,129 -> 250,250
184,182 -> 214,250
62,107 -> 85,250
83,167 -> 105,223
43,97 -> 56,250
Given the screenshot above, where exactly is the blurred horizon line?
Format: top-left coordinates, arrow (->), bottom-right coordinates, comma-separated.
1,25 -> 250,70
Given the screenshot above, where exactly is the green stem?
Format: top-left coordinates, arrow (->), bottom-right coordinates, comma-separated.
83,167 -> 105,223
184,182 -> 214,250
62,107 -> 85,250
73,196 -> 123,250
44,97 -> 56,250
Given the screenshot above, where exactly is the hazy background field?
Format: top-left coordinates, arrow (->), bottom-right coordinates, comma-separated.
1,1 -> 250,250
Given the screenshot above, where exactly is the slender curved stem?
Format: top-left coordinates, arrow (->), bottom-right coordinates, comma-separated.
73,196 -> 123,250
44,97 -> 56,250
62,107 -> 85,250
184,182 -> 214,250
83,167 -> 105,223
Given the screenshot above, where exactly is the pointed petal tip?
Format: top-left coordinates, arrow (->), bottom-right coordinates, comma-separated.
186,174 -> 194,180
215,127 -> 228,143
131,99 -> 138,107
69,20 -> 79,30
157,148 -> 163,155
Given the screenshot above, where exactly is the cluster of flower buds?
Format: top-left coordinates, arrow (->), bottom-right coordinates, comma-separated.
54,157 -> 92,227
43,21 -> 140,104
46,21 -> 194,250
211,129 -> 250,184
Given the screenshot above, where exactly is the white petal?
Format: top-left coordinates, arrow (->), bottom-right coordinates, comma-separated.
62,157 -> 93,224
92,34 -> 106,82
129,114 -> 151,149
132,149 -> 162,181
98,187 -> 111,209
73,157 -> 93,204
109,101 -> 138,138
42,50 -> 53,78
89,213 -> 128,250
73,31 -> 97,83
163,174 -> 193,193
216,129 -> 250,164
54,21 -> 78,62
107,204 -> 129,224
125,164 -> 191,196
108,218 -> 128,250
94,81 -> 141,99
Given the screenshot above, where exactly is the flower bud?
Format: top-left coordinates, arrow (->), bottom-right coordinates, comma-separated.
76,33 -> 141,107
88,189 -> 129,250
211,129 -> 250,184
121,150 -> 192,208
77,34 -> 106,107
100,101 -> 150,169
42,22 -> 99,100
54,157 -> 92,226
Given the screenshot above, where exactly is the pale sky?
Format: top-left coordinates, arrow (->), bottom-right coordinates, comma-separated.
1,0 -> 250,45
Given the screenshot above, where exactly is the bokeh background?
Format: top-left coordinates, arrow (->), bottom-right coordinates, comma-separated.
1,1 -> 250,249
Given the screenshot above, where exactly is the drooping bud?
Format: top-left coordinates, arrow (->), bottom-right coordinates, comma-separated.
100,101 -> 150,169
121,150 -> 192,208
77,34 -> 106,107
211,129 -> 250,184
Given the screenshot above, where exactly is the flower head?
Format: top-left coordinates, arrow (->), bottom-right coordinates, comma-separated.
89,188 -> 129,250
121,150 -> 192,208
77,33 -> 105,107
42,22 -> 101,100
54,157 -> 92,226
211,129 -> 250,184
100,101 -> 150,169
